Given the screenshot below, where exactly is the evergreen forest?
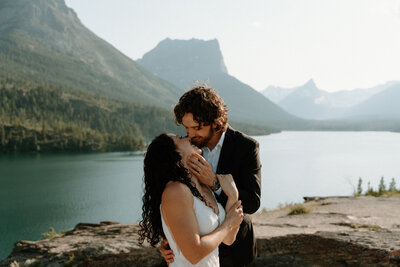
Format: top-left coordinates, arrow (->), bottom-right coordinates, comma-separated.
0,78 -> 182,153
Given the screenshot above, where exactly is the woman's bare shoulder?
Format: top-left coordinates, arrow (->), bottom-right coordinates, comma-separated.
162,181 -> 193,204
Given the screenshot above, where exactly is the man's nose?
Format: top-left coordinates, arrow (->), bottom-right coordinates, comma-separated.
187,129 -> 195,138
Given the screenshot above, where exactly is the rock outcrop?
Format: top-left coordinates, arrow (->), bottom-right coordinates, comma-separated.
2,196 -> 400,266
0,221 -> 164,267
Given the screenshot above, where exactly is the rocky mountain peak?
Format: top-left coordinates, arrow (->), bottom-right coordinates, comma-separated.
0,0 -> 101,63
138,38 -> 228,77
304,78 -> 316,88
291,78 -> 322,98
1,0 -> 124,78
0,0 -> 79,36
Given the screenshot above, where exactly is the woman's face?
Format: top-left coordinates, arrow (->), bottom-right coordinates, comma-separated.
169,134 -> 201,167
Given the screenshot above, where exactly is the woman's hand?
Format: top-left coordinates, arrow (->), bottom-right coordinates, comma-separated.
217,174 -> 238,200
224,200 -> 243,229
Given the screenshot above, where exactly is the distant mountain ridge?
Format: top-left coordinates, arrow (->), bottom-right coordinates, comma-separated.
0,0 -> 181,107
138,38 -> 302,129
278,79 -> 338,120
348,83 -> 400,118
262,85 -> 296,103
262,79 -> 397,120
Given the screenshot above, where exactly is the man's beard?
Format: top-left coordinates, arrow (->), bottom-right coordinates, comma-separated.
190,127 -> 214,148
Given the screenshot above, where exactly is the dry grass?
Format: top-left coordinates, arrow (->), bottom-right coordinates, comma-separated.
287,204 -> 312,216
333,222 -> 381,230
381,191 -> 400,197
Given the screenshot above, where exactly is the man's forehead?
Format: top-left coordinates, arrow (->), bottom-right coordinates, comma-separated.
182,120 -> 200,128
182,113 -> 200,127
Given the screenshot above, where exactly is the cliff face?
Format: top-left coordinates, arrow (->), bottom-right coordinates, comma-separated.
2,197 -> 400,266
138,38 -> 228,83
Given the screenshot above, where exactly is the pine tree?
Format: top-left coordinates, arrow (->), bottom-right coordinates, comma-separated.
357,177 -> 363,195
389,178 -> 397,192
378,177 -> 386,195
1,125 -> 5,146
42,121 -> 47,144
33,132 -> 38,151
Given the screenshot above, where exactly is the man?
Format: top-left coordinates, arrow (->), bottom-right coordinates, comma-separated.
161,85 -> 261,267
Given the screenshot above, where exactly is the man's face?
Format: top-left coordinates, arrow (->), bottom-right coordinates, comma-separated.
181,113 -> 215,148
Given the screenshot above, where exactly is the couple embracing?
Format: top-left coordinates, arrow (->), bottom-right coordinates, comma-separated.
139,86 -> 262,267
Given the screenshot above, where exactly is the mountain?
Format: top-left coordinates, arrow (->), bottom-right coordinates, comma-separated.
137,38 -> 228,89
137,38 -> 302,129
276,79 -> 393,120
262,85 -> 296,103
277,79 -> 337,120
347,83 -> 400,118
0,0 -> 181,107
325,82 -> 392,108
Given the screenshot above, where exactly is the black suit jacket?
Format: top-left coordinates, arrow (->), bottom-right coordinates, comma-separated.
216,126 -> 262,266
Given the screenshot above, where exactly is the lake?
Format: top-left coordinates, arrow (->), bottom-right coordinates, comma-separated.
1,131 -> 399,259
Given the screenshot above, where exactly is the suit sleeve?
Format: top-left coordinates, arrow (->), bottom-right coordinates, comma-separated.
218,140 -> 261,214
237,140 -> 261,214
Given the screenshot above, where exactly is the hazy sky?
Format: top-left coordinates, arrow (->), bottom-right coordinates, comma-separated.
65,0 -> 400,92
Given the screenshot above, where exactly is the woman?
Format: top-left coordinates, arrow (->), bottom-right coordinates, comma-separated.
139,133 -> 243,266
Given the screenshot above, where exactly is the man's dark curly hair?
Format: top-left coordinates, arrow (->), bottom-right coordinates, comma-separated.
138,133 -> 207,247
174,86 -> 228,132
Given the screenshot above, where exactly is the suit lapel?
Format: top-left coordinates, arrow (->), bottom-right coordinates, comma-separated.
216,126 -> 235,174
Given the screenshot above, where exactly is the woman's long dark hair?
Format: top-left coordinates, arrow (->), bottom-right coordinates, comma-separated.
138,133 -> 206,247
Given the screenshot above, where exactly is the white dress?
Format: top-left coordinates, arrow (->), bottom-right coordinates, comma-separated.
161,194 -> 226,267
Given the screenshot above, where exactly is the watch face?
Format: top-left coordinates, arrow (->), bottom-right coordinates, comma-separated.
212,179 -> 220,191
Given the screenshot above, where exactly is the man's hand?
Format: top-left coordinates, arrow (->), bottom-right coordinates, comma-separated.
187,153 -> 215,187
159,239 -> 174,265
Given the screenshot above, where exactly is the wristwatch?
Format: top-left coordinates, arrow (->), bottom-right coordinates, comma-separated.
210,176 -> 221,191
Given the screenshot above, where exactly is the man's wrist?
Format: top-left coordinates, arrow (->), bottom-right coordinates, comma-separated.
210,175 -> 221,191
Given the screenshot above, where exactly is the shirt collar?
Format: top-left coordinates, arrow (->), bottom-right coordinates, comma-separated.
204,130 -> 226,153
216,130 -> 226,150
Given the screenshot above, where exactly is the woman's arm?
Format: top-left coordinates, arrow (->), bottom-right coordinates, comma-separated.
161,182 -> 242,265
217,140 -> 261,214
217,174 -> 241,245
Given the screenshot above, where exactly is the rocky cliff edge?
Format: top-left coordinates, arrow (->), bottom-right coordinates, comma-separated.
1,196 -> 400,266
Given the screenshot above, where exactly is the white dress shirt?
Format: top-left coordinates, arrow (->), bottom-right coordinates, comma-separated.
202,131 -> 226,195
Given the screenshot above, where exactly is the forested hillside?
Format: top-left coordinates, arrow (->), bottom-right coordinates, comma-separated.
0,78 -> 182,152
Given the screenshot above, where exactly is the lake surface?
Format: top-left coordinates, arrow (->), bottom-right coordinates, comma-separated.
1,131 -> 399,259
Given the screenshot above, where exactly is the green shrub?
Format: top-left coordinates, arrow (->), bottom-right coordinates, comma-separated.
42,227 -> 57,239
